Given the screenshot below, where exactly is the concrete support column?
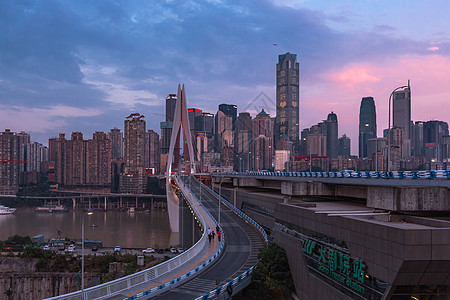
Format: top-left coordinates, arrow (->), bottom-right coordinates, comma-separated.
104,197 -> 107,210
73,198 -> 76,209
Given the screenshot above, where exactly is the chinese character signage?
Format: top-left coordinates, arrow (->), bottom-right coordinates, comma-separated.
302,238 -> 367,295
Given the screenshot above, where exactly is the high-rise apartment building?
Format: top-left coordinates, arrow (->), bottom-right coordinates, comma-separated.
359,97 -> 377,158
108,128 -> 123,159
275,52 -> 300,153
121,113 -> 146,193
146,129 -> 160,174
326,112 -> 338,159
86,132 -> 111,186
0,129 -> 27,194
54,131 -> 111,188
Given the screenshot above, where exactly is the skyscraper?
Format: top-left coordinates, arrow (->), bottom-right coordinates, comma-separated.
326,112 -> 338,159
235,112 -> 253,171
252,109 -> 274,170
359,97 -> 377,158
160,94 -> 177,155
215,110 -> 233,151
218,104 -> 237,130
275,52 -> 300,153
338,134 -> 351,156
423,120 -> 449,161
201,112 -> 215,138
393,85 -> 411,139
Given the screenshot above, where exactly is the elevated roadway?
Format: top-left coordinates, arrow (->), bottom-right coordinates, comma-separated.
155,176 -> 265,299
46,175 -> 266,300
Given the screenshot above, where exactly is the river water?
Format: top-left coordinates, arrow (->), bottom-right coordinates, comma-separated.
0,208 -> 175,248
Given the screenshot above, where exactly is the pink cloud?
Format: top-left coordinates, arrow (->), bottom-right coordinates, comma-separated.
301,54 -> 450,155
328,65 -> 381,87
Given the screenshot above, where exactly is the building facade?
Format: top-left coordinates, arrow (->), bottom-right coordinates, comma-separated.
338,134 -> 351,157
359,97 -> 377,158
121,113 -> 146,193
108,128 -> 123,159
393,86 -> 411,139
275,52 -> 300,153
326,112 -> 338,159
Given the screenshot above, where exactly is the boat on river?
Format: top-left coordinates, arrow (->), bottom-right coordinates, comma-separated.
35,205 -> 68,213
0,205 -> 16,215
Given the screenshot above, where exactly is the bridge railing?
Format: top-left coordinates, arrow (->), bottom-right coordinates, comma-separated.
124,175 -> 226,299
192,176 -> 268,300
46,175 -> 219,300
219,170 -> 450,179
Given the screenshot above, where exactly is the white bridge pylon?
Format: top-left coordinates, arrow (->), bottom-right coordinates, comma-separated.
166,84 -> 196,232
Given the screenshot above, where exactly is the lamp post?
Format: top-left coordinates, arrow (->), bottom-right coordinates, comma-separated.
387,84 -> 409,172
218,177 -> 227,224
81,211 -> 93,298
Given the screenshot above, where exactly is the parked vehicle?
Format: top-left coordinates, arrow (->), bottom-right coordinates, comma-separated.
177,248 -> 184,253
43,245 -> 51,250
170,247 -> 177,254
142,247 -> 155,253
114,246 -> 121,252
92,245 -> 98,251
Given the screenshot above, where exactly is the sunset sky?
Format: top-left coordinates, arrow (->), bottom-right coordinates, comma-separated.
1,0 -> 449,155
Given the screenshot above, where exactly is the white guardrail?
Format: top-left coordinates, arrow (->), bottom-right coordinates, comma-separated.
220,170 -> 450,179
46,175 -> 223,300
193,176 -> 269,300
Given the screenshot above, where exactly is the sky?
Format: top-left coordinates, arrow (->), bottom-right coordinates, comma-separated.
1,0 -> 450,155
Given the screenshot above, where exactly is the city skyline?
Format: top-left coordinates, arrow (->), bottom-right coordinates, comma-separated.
1,1 -> 450,155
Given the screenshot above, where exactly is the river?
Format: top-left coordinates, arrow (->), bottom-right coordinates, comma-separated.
0,208 -> 175,248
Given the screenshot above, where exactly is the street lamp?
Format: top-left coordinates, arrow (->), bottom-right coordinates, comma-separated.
387,84 -> 409,172
218,177 -> 227,224
81,211 -> 94,298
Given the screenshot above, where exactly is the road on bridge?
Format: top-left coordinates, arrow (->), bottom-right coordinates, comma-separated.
153,177 -> 266,299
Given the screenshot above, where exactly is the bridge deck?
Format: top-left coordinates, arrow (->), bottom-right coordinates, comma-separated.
154,177 -> 265,299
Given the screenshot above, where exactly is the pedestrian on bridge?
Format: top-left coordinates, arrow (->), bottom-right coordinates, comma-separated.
208,228 -> 212,243
217,230 -> 221,242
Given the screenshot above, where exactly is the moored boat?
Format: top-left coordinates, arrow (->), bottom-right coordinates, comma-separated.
0,205 -> 16,215
35,205 -> 68,213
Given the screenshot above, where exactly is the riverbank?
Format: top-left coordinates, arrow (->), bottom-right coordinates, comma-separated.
0,208 -> 173,248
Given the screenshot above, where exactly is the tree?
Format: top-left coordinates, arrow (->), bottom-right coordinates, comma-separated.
243,242 -> 294,299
